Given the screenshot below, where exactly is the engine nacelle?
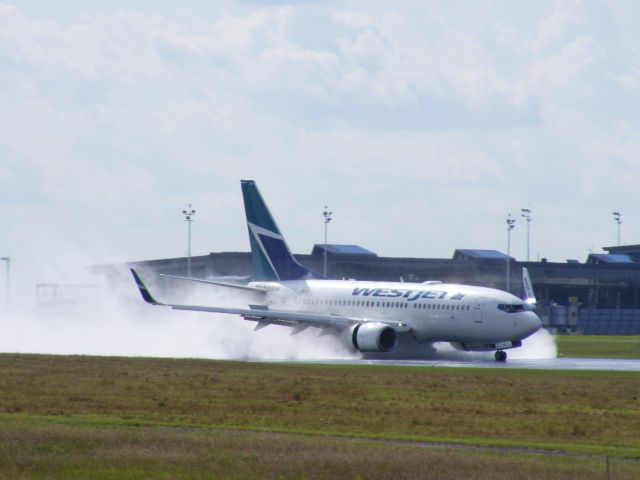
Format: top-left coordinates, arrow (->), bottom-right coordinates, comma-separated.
350,323 -> 398,353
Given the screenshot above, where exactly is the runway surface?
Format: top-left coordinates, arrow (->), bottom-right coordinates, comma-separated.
277,357 -> 640,371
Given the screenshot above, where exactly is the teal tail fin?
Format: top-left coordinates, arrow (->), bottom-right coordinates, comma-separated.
241,180 -> 321,281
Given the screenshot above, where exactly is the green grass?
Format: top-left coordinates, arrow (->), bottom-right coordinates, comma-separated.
2,420 -> 640,480
4,420 -> 640,480
1,354 -> 640,479
556,335 -> 640,359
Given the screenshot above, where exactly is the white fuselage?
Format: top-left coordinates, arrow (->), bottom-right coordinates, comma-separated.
250,279 -> 541,349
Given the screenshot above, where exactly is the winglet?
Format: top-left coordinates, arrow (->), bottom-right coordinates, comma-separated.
130,269 -> 163,305
522,267 -> 537,309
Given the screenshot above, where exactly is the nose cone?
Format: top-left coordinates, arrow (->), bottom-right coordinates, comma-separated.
518,311 -> 542,339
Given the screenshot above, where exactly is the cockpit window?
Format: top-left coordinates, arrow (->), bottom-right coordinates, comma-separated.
497,303 -> 526,313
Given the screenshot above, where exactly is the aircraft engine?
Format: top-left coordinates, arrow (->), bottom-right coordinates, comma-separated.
350,323 -> 397,353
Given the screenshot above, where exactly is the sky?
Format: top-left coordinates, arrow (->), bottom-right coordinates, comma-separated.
1,0 -> 640,299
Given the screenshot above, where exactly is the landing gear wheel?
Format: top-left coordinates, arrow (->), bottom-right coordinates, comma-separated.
495,350 -> 507,362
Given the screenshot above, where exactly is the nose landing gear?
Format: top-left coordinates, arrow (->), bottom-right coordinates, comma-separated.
494,350 -> 507,362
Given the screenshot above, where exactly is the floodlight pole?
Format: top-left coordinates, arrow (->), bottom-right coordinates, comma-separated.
612,211 -> 622,246
506,214 -> 516,293
1,256 -> 9,309
323,206 -> 332,278
182,204 -> 196,276
521,208 -> 532,262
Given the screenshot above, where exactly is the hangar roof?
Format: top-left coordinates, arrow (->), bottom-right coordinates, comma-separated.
453,249 -> 513,261
312,244 -> 377,257
603,244 -> 640,262
586,253 -> 634,264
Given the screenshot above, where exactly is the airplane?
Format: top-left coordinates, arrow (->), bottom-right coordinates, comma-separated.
131,180 -> 542,362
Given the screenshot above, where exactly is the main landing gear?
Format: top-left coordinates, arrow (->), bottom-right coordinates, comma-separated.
494,350 -> 507,362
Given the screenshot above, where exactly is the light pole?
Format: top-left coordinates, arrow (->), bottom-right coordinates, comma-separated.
506,214 -> 516,293
612,211 -> 622,246
1,256 -> 9,309
182,204 -> 196,276
323,206 -> 332,278
521,207 -> 532,262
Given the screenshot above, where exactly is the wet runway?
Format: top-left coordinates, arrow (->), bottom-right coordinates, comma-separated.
280,357 -> 640,372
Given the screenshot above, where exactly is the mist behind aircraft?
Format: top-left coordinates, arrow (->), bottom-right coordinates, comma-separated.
0,259 -> 556,361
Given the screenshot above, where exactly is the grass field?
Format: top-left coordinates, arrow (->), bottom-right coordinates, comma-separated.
556,335 -> 640,359
1,354 -> 639,479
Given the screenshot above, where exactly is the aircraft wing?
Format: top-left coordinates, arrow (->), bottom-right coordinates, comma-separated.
158,273 -> 267,293
131,269 -> 410,333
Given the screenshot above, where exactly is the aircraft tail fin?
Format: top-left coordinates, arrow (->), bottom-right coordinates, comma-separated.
241,180 -> 322,281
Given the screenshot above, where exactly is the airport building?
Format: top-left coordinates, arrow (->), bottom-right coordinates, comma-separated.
93,243 -> 640,335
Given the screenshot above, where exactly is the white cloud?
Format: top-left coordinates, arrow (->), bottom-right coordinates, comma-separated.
0,0 -> 639,297
518,36 -> 606,103
526,0 -> 582,53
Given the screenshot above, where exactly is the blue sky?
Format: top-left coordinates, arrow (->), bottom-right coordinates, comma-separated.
1,0 -> 640,294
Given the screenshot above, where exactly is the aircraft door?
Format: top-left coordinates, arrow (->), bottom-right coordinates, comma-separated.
377,300 -> 389,316
473,297 -> 485,324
